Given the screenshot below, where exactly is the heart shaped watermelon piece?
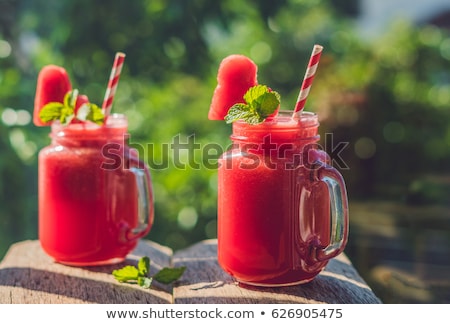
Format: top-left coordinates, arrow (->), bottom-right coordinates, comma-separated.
34,65 -> 72,126
208,55 -> 258,120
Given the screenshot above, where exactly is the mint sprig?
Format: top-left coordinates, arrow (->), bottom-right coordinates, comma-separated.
112,256 -> 186,289
225,84 -> 280,125
39,90 -> 77,125
76,101 -> 105,125
39,89 -> 105,125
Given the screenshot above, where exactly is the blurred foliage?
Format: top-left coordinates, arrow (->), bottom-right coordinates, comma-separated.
0,0 -> 449,261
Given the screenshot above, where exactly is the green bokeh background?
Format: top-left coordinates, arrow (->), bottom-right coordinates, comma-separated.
1,0 -> 449,303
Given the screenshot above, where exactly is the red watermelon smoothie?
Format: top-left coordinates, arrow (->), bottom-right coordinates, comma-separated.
39,114 -> 154,265
217,111 -> 349,286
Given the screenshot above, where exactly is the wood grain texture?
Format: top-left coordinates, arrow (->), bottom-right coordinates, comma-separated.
0,240 -> 173,304
172,240 -> 382,304
0,239 -> 381,304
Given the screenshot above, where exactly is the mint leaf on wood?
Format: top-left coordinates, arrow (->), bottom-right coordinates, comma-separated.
112,265 -> 140,283
138,256 -> 150,277
112,256 -> 185,289
138,276 -> 153,289
153,266 -> 187,284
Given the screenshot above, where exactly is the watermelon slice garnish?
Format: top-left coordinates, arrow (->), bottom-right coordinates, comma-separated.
34,65 -> 104,126
34,65 -> 72,126
208,55 -> 258,120
71,94 -> 90,124
75,94 -> 90,114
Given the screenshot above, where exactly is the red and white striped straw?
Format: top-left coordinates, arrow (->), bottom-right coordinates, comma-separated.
292,44 -> 323,118
102,52 -> 126,116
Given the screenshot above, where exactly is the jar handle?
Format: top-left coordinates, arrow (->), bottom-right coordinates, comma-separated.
309,160 -> 349,262
126,153 -> 154,241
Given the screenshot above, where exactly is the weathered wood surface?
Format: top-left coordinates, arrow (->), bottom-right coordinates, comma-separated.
173,240 -> 381,304
0,239 -> 381,304
0,240 -> 173,304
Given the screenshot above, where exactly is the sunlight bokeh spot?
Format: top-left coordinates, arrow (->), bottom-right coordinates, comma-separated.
250,42 -> 272,65
178,206 -> 198,230
1,108 -> 17,126
0,40 -> 11,58
354,137 -> 376,159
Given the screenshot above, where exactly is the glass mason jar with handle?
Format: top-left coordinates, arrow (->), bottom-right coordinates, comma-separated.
217,111 -> 349,286
38,113 -> 153,266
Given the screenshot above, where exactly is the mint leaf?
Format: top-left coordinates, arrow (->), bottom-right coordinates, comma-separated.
112,265 -> 140,283
138,256 -> 150,277
153,266 -> 186,284
224,84 -> 280,125
254,91 -> 281,117
60,106 -> 75,125
39,89 -> 104,126
138,276 -> 153,289
64,89 -> 78,108
87,104 -> 105,125
76,103 -> 105,125
224,104 -> 257,124
243,84 -> 269,103
112,257 -> 185,289
39,90 -> 76,125
39,102 -> 65,123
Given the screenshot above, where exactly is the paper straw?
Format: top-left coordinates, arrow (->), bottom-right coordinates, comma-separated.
102,52 -> 126,116
292,44 -> 323,118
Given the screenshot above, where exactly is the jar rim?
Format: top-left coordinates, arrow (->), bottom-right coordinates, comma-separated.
231,111 -> 319,143
50,113 -> 128,139
233,110 -> 318,130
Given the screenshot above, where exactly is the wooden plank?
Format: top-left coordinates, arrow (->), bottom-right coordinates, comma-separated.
0,239 -> 381,304
173,239 -> 382,304
0,240 -> 173,304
